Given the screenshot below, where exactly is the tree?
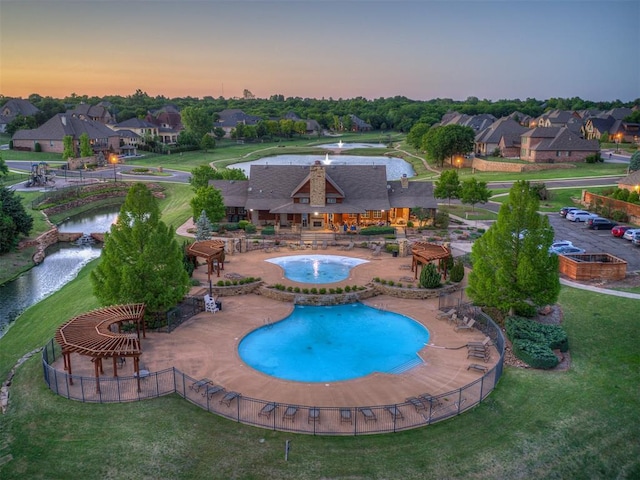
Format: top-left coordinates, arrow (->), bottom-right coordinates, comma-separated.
434,169 -> 461,205
0,185 -> 34,253
467,180 -> 560,315
62,135 -> 75,160
406,122 -> 431,150
422,124 -> 475,167
190,186 -> 226,223
213,127 -> 226,140
629,151 -> 640,172
79,132 -> 92,157
181,106 -> 211,140
460,177 -> 491,211
190,165 -> 217,190
200,133 -> 216,152
90,183 -> 189,313
195,210 -> 213,241
0,153 -> 8,177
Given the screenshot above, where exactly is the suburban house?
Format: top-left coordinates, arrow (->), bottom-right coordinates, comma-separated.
215,109 -> 262,138
0,98 -> 40,133
439,112 -> 496,133
346,114 -> 373,132
283,111 -> 321,135
67,102 -> 115,124
520,127 -> 599,163
583,115 -> 640,144
210,162 -> 436,230
508,111 -> 533,127
617,170 -> 640,193
475,117 -> 528,157
111,118 -> 159,144
145,105 -> 182,144
12,113 -> 121,155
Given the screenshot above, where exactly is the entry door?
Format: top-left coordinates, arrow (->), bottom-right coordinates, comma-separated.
302,214 -> 308,228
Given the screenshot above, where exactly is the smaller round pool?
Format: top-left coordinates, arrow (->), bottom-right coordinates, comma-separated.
266,255 -> 368,284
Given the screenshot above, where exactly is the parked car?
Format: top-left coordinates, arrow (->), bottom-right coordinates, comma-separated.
622,228 -> 640,241
559,207 -> 579,217
586,217 -> 617,230
632,232 -> 640,246
550,245 -> 586,255
549,240 -> 573,253
612,225 -> 632,237
566,210 -> 597,222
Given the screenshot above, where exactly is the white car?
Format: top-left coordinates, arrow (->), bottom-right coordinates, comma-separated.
622,228 -> 640,241
550,240 -> 573,250
566,210 -> 597,222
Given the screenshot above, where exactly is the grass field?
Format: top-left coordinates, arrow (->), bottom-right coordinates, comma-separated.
1,277 -> 638,479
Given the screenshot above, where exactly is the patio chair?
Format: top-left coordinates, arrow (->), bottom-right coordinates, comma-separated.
282,405 -> 298,422
467,363 -> 488,373
311,240 -> 318,250
359,407 -> 377,423
455,317 -> 476,331
371,245 -> 382,257
202,384 -> 225,399
419,393 -> 443,409
308,407 -> 320,424
386,406 -> 404,421
219,391 -> 240,406
467,336 -> 492,350
437,308 -> 456,320
321,240 -> 328,250
204,294 -> 219,313
467,349 -> 491,362
340,408 -> 352,424
189,378 -> 212,393
405,396 -> 427,412
340,241 -> 354,251
259,402 -> 277,419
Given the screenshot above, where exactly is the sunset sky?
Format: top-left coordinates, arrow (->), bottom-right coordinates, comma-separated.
1,0 -> 638,102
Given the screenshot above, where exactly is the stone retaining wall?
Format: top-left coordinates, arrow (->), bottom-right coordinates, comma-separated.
257,285 -> 378,305
372,281 -> 463,299
211,282 -> 263,297
472,157 -> 576,173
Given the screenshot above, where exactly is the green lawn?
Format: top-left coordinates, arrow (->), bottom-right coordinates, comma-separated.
1,277 -> 638,479
490,186 -> 613,213
441,204 -> 498,221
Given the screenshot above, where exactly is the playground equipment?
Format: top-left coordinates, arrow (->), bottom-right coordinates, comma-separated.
25,162 -> 55,188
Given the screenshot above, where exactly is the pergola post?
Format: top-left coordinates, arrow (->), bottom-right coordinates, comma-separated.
94,360 -> 101,394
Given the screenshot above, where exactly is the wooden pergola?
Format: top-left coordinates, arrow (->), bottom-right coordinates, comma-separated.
411,242 -> 452,279
55,303 -> 146,393
186,240 -> 226,280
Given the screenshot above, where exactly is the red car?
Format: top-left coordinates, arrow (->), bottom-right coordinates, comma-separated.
612,225 -> 631,237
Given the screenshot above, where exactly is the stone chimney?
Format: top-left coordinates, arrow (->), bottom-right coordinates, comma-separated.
400,173 -> 409,189
310,160 -> 326,207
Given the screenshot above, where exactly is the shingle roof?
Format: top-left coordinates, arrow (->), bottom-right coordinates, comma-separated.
618,170 -> 640,188
12,114 -> 118,141
476,117 -> 528,143
116,118 -> 157,129
211,165 -> 435,214
216,109 -> 261,127
527,127 -> 599,152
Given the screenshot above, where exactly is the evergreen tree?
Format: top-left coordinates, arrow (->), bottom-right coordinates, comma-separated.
195,210 -> 213,241
629,151 -> 640,172
91,183 -> 190,313
62,135 -> 75,160
0,186 -> 33,253
467,180 -> 559,314
420,262 -> 441,289
79,132 -> 92,157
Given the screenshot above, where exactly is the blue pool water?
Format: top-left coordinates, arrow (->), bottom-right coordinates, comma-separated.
266,255 -> 368,284
238,303 -> 430,382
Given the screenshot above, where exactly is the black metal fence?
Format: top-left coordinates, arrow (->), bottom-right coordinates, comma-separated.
41,309 -> 505,435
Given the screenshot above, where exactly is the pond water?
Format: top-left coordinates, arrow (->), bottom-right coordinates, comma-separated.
318,142 -> 387,150
0,206 -> 119,339
266,255 -> 368,284
228,154 -> 415,180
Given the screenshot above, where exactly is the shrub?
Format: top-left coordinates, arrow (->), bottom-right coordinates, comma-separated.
34,142 -> 41,152
294,287 -> 300,293
310,288 -> 318,294
286,286 -> 293,292
329,288 -> 335,294
262,226 -> 275,235
611,210 -> 629,222
245,224 -> 257,234
512,339 -> 559,369
373,277 -> 380,283
238,220 -> 250,229
319,288 -> 326,294
359,226 -> 395,236
406,221 -> 414,228
217,280 -> 225,286
335,287 -> 343,294
450,259 -> 465,283
434,211 -> 449,228
385,244 -> 399,254
506,315 -> 569,361
388,280 -> 394,286
344,286 -> 351,292
514,302 -> 537,318
420,263 -> 441,289
585,152 -> 603,163
302,288 -> 309,294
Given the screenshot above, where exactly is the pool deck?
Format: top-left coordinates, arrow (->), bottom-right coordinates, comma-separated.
56,245 -> 498,408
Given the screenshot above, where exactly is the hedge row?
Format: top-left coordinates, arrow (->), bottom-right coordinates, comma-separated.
359,226 -> 395,236
506,316 -> 569,369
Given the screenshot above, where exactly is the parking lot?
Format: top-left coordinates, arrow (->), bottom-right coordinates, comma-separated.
548,213 -> 640,273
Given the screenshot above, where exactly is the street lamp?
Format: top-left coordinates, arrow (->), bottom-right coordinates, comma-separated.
109,154 -> 118,182
615,133 -> 622,153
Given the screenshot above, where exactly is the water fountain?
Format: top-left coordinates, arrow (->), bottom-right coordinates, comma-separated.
338,140 -> 343,148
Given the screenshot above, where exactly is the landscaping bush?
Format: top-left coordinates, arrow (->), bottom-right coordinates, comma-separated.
359,226 -> 395,236
450,259 -> 465,283
420,263 -> 441,289
244,224 -> 257,234
512,339 -> 559,369
434,211 -> 449,229
514,302 -> 537,318
506,315 -> 569,352
262,225 -> 275,235
611,210 -> 629,222
238,220 -> 250,230
34,142 -> 41,152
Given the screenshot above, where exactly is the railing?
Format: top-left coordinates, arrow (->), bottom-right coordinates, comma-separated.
42,309 -> 505,435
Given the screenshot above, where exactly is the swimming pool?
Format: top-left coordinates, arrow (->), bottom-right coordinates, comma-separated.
238,303 -> 430,382
266,255 -> 368,284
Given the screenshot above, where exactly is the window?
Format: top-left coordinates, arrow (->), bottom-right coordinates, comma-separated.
349,212 -> 357,218
327,198 -> 336,204
300,197 -> 310,204
373,211 -> 382,219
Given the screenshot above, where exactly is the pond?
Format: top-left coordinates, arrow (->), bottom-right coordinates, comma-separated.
228,154 -> 415,180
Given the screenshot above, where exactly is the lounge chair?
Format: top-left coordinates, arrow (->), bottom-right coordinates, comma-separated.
386,406 -> 404,421
340,241 -> 354,251
467,336 -> 492,349
321,240 -> 328,250
455,317 -> 476,331
359,407 -> 377,423
419,393 -> 443,409
259,402 -> 277,419
437,308 -> 456,320
308,407 -> 320,424
467,363 -> 488,373
282,405 -> 298,422
219,391 -> 240,406
204,294 -> 219,313
371,245 -> 382,257
189,378 -> 212,392
406,396 -> 427,412
340,408 -> 352,424
311,240 -> 318,250
467,350 -> 491,362
202,384 -> 225,398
